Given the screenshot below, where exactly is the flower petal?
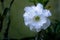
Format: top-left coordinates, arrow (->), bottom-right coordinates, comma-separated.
23,3 -> 51,32
24,6 -> 36,13
23,13 -> 33,25
37,3 -> 43,9
41,19 -> 50,30
29,22 -> 42,32
35,3 -> 43,14
42,9 -> 51,17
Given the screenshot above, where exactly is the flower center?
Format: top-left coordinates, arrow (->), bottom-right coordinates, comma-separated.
34,16 -> 40,21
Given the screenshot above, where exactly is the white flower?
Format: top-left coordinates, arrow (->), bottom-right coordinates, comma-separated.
23,3 -> 51,32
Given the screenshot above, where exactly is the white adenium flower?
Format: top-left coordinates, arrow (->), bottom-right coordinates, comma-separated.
23,3 -> 51,32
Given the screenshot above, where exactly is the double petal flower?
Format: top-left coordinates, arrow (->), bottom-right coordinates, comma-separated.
23,3 -> 51,32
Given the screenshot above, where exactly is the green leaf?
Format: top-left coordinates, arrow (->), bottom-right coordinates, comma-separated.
52,20 -> 60,33
29,0 -> 38,6
56,23 -> 60,33
37,0 -> 49,7
29,0 -> 34,2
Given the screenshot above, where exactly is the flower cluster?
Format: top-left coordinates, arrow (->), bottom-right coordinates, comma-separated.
23,3 -> 51,32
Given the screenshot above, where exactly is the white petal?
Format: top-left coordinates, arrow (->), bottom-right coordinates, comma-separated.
24,19 -> 32,25
23,3 -> 51,32
30,3 -> 43,15
24,7 -> 32,12
23,13 -> 33,25
39,15 -> 47,25
23,12 -> 37,25
27,18 -> 47,32
37,3 -> 43,9
42,9 -> 51,17
41,19 -> 50,30
29,25 -> 33,30
35,3 -> 43,14
23,12 -> 36,19
24,6 -> 36,13
29,23 -> 41,32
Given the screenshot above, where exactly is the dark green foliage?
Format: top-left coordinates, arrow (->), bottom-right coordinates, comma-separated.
20,20 -> 60,40
0,0 -> 60,40
29,0 -> 49,7
37,0 -> 49,7
0,0 -> 4,3
3,0 -> 14,40
0,0 -> 14,39
29,0 -> 34,2
19,0 -> 60,40
55,20 -> 60,33
29,0 -> 37,6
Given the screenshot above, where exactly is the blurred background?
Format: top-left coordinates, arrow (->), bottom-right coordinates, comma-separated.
0,0 -> 60,39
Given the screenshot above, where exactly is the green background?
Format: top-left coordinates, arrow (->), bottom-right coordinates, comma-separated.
0,0 -> 60,39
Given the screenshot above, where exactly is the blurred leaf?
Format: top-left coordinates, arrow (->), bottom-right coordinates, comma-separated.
35,30 -> 47,40
55,21 -> 60,33
29,0 -> 37,6
0,0 -> 4,3
50,20 -> 60,33
2,8 -> 9,17
37,0 -> 49,7
45,22 -> 54,33
0,8 -> 9,32
3,0 -> 14,39
56,33 -> 60,40
29,0 -> 34,2
20,37 -> 35,40
9,0 -> 14,8
29,0 -> 49,6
